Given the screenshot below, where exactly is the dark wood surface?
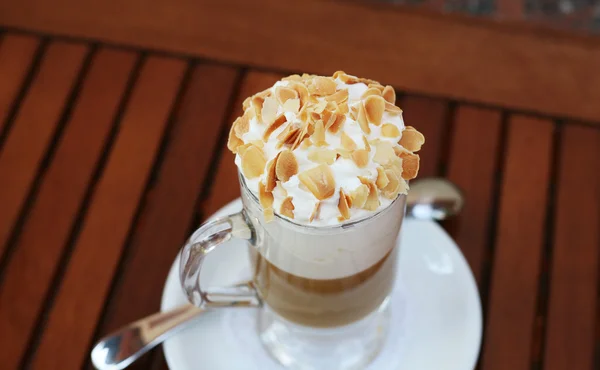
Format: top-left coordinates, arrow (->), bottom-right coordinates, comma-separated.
2,0 -> 600,124
0,3 -> 599,368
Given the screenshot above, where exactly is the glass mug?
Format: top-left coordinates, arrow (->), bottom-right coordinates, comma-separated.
179,174 -> 406,369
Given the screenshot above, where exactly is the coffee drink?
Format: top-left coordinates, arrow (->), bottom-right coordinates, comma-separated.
179,71 -> 425,369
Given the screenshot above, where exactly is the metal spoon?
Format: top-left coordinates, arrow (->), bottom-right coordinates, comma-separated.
91,177 -> 464,370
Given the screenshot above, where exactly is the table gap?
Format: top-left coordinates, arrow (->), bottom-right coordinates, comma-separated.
0,37 -> 47,151
530,121 -> 562,370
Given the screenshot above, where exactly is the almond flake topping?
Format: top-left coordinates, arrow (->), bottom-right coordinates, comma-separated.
228,72 -> 423,224
298,164 -> 336,200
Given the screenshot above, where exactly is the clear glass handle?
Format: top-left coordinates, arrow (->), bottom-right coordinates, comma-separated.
179,210 -> 261,308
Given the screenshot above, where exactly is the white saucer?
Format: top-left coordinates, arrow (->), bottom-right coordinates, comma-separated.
161,198 -> 482,370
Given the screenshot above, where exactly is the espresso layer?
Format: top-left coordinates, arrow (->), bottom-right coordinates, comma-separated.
250,245 -> 397,328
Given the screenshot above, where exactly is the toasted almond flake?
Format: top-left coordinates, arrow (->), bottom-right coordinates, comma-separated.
242,97 -> 252,111
277,127 -> 300,149
240,145 -> 266,179
283,98 -> 300,113
373,141 -> 396,165
301,137 -> 313,149
359,77 -> 379,85
328,114 -> 345,134
350,184 -> 369,208
321,109 -> 337,130
227,127 -> 243,153
275,86 -> 298,105
325,89 -> 349,104
399,126 -> 425,152
341,132 -> 357,151
276,150 -> 298,182
249,140 -> 264,149
276,124 -> 291,141
292,82 -> 310,108
261,96 -> 279,125
285,129 -> 300,145
233,115 -> 250,138
263,207 -> 275,222
263,114 -> 287,141
351,149 -> 369,168
362,136 -> 371,151
313,120 -> 327,146
382,123 -> 401,137
280,197 -> 295,219
336,148 -> 352,159
384,156 -> 404,180
358,176 -> 371,186
258,182 -> 274,209
382,86 -> 396,104
385,101 -> 403,114
251,96 -> 264,123
283,74 -> 302,82
363,181 -> 380,211
345,193 -> 353,208
333,71 -> 347,79
265,157 -> 277,191
349,105 -> 358,121
309,77 -> 337,96
313,100 -> 328,114
308,148 -> 337,165
298,164 -> 336,200
357,103 -> 370,134
309,201 -> 321,222
376,167 -> 389,189
368,83 -> 385,92
236,143 -> 253,156
382,169 -> 400,199
336,72 -> 360,84
337,102 -> 349,115
397,150 -> 420,180
291,122 -> 310,150
338,188 -> 351,220
364,95 -> 385,126
361,87 -> 382,99
310,111 -> 320,122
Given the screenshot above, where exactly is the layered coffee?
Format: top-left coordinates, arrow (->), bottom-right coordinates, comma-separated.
250,244 -> 397,328
228,71 -> 424,328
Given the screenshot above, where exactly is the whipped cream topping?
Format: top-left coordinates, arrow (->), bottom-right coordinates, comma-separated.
228,72 -> 424,226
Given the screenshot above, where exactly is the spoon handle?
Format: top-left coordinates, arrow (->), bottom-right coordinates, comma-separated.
91,304 -> 203,370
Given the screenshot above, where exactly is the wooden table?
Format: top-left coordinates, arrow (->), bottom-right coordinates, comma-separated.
0,1 -> 599,369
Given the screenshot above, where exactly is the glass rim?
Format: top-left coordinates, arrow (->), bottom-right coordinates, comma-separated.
238,172 -> 406,232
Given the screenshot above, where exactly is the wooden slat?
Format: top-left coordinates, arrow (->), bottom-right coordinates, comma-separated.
445,106 -> 503,284
543,125 -> 600,370
399,96 -> 448,177
27,56 -> 187,370
0,48 -> 136,370
89,63 -> 239,370
0,34 -> 40,137
497,0 -> 524,18
1,0 -> 600,123
481,115 -> 555,370
0,41 -> 88,260
201,70 -> 283,217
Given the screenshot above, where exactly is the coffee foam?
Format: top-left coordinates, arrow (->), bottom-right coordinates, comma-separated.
243,187 -> 406,280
